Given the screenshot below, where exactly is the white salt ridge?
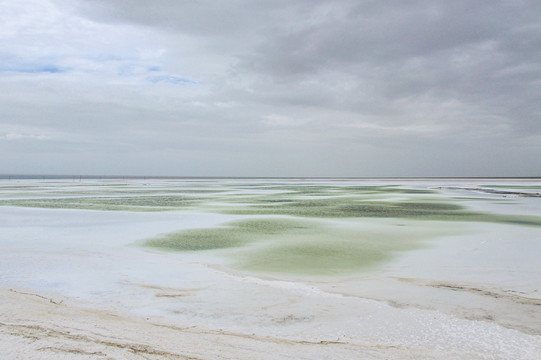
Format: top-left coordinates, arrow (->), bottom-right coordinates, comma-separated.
218,272 -> 346,298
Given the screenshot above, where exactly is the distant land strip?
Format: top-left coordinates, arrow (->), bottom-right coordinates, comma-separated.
433,186 -> 541,197
1,175 -> 540,181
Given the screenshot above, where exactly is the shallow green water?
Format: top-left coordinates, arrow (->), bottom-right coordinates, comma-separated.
0,195 -> 201,211
1,183 -> 541,227
146,218 -> 312,251
145,217 -> 463,275
217,197 -> 541,227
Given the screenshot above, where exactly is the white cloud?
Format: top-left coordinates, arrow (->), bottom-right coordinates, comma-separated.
1,132 -> 49,141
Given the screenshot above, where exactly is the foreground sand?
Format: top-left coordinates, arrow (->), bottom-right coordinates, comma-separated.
1,289 -> 454,360
5,286 -> 540,360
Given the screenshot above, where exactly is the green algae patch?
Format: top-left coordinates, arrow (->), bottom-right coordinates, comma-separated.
217,196 -> 541,227
221,197 -> 473,219
234,220 -> 460,275
41,189 -> 224,196
146,227 -> 251,250
145,218 -> 315,251
232,218 -> 312,234
237,237 -> 410,275
0,195 -> 200,211
144,217 -> 462,275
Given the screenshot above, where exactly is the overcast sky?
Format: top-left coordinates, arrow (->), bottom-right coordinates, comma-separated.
1,0 -> 540,177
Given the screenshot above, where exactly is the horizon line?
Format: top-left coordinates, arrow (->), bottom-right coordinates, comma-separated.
1,174 -> 540,180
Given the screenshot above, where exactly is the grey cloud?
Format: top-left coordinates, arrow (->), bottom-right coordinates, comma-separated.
2,0 -> 540,176
70,0 -> 297,37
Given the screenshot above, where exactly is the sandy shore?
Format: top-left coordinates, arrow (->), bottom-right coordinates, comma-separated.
1,288 -> 449,360
3,276 -> 541,360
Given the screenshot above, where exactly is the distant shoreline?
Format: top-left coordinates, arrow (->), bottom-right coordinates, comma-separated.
1,174 -> 540,181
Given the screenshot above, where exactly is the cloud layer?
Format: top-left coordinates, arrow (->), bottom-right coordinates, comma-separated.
1,0 -> 540,176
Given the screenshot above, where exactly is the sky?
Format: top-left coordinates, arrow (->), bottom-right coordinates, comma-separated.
1,0 -> 540,177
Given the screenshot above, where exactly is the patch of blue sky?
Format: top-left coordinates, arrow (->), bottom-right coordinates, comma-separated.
0,54 -> 67,74
0,63 -> 66,74
113,61 -> 196,85
147,74 -> 197,85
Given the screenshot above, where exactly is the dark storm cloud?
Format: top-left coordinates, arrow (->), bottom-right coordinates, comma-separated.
80,0 -> 541,135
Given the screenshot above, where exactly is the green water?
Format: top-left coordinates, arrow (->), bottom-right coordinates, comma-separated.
1,183 -> 541,227
146,218 -> 311,251
145,217 -> 462,275
0,195 -> 201,211
217,197 -> 541,227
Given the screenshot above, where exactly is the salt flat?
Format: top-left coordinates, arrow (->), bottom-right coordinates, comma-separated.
1,178 -> 540,359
